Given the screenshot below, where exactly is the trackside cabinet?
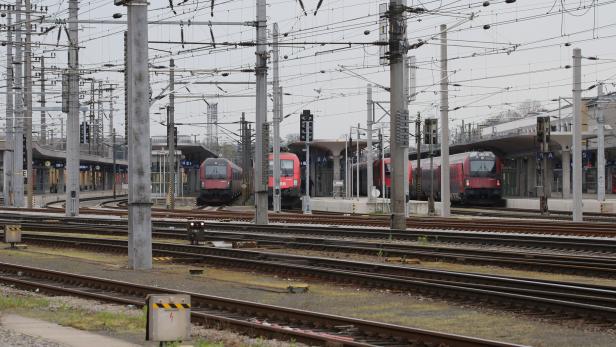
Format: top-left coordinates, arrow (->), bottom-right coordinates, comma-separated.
146,294 -> 191,343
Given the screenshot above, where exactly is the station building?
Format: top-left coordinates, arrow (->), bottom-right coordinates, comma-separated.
0,135 -> 129,196
150,135 -> 218,198
0,132 -> 218,202
288,93 -> 616,213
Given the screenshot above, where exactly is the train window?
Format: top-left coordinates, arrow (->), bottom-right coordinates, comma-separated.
205,165 -> 227,179
384,164 -> 392,175
268,160 -> 295,177
470,160 -> 496,175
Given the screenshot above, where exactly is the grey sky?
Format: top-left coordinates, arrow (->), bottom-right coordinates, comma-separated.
3,0 -> 615,143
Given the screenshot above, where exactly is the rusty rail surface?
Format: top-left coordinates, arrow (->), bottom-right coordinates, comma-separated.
14,233 -> 616,326
0,261 -> 524,347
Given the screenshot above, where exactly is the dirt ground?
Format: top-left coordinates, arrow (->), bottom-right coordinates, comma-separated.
0,244 -> 615,347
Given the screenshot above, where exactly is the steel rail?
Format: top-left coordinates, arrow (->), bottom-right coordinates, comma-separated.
0,261 -> 524,347
3,215 -> 616,254
10,204 -> 616,237
13,222 -> 616,278
14,233 -> 616,324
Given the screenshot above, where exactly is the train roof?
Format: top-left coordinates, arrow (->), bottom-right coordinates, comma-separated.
203,157 -> 242,172
414,151 -> 498,168
269,152 -> 299,160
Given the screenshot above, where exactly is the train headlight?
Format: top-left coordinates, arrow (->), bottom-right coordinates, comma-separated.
465,179 -> 470,187
496,179 -> 501,187
190,222 -> 194,226
293,179 -> 298,187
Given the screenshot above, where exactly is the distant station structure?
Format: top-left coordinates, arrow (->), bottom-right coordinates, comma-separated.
0,133 -> 128,195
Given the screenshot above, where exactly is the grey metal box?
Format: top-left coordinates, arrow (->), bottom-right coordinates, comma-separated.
4,225 -> 21,243
146,294 -> 191,342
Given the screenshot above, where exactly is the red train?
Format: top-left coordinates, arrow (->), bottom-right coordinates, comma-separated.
197,157 -> 243,206
268,152 -> 302,207
353,159 -> 413,198
411,151 -> 503,204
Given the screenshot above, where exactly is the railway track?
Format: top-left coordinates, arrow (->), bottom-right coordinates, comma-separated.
60,207 -> 616,237
6,215 -> 616,255
12,232 -> 616,326
452,207 -> 616,223
0,261 -> 522,347
14,221 -> 616,278
2,206 -> 616,239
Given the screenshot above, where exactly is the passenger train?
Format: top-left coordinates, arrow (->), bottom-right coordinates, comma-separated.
411,151 -> 503,205
197,157 -> 243,206
353,159 -> 413,198
354,151 -> 503,205
268,152 -> 302,207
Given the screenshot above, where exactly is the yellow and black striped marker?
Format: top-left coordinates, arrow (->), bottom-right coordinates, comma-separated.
152,303 -> 191,310
153,257 -> 173,262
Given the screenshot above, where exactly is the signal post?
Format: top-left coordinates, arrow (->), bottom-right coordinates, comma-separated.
300,110 -> 314,214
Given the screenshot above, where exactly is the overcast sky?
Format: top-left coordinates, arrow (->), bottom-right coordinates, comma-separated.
2,0 -> 616,144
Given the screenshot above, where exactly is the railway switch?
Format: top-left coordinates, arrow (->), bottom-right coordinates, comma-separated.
146,294 -> 191,343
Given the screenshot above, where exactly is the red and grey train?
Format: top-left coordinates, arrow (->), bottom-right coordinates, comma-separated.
411,151 -> 503,204
197,157 -> 243,206
355,151 -> 503,204
353,158 -> 413,198
268,152 -> 302,207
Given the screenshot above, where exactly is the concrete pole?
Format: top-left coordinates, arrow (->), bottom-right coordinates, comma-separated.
597,83 -> 605,202
97,80 -> 103,155
167,59 -> 175,210
562,149 -> 571,197
3,14 -> 14,184
66,0 -> 80,216
344,135 -> 348,198
389,0 -> 409,230
356,124 -> 360,199
89,80 -> 94,154
272,23 -> 281,213
366,84 -> 374,201
304,128 -> 311,214
415,114 -> 421,197
108,88 -> 114,139
572,48 -> 583,221
3,12 -> 14,206
25,0 -> 33,206
40,56 -> 46,144
439,24 -> 451,217
254,0 -> 268,224
126,0 -> 152,270
13,0 -> 24,208
112,129 -> 117,199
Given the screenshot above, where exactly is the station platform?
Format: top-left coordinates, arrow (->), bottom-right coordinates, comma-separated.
310,195 -> 616,215
32,189 -> 127,208
310,197 -> 392,214
505,194 -> 616,213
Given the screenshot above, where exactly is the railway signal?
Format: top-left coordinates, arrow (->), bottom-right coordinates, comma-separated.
300,110 -> 314,142
300,110 -> 313,214
80,122 -> 90,144
536,116 -> 551,215
424,118 -> 438,215
423,118 -> 438,145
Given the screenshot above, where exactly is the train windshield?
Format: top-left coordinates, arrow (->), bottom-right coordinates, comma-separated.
268,160 -> 295,177
205,165 -> 227,179
470,160 -> 496,177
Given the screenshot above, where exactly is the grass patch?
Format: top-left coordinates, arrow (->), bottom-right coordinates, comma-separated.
194,340 -> 225,347
0,292 -> 145,334
50,304 -> 145,332
0,294 -> 50,310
